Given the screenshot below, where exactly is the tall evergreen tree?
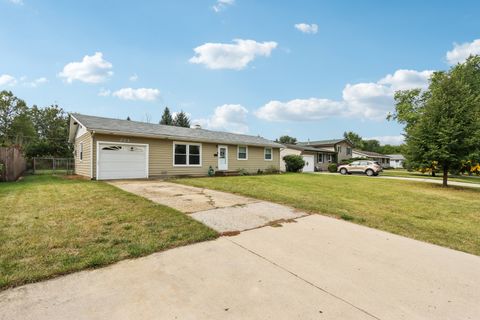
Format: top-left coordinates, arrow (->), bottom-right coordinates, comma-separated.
159,107 -> 173,125
173,111 -> 191,128
126,116 -> 131,121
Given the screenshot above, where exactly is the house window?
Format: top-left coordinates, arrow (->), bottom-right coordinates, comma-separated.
79,142 -> 83,161
337,146 -> 342,153
327,154 -> 332,163
346,147 -> 352,156
318,153 -> 323,163
237,146 -> 248,160
264,147 -> 272,160
174,142 -> 202,166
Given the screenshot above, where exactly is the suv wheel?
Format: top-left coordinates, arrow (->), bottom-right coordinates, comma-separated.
340,168 -> 347,175
366,169 -> 374,176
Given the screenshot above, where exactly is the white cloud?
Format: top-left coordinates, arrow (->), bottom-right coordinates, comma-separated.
24,77 -> 48,88
255,69 -> 432,121
129,74 -> 138,82
255,98 -> 345,121
378,69 -> 433,91
294,23 -> 318,34
446,39 -> 480,65
189,39 -> 278,70
212,0 -> 234,12
59,52 -> 113,84
8,0 -> 23,5
193,104 -> 249,133
111,88 -> 160,101
0,74 -> 17,87
366,135 -> 404,146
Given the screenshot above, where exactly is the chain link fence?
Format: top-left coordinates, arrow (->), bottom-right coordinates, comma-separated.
32,158 -> 75,175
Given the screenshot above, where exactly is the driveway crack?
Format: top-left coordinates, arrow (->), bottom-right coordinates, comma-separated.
228,238 -> 382,320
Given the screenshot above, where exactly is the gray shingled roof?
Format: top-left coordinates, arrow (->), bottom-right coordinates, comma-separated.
284,144 -> 336,153
298,138 -> 351,146
353,149 -> 390,158
71,113 -> 283,148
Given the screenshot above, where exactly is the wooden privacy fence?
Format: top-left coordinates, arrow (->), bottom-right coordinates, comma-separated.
0,146 -> 26,182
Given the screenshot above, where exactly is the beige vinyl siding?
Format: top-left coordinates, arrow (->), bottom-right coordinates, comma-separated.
92,134 -> 280,178
228,145 -> 279,173
335,141 -> 353,162
74,132 -> 92,178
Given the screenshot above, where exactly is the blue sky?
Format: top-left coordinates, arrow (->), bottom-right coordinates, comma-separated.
1,0 -> 480,144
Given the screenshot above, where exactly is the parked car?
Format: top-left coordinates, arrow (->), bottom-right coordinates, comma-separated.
337,160 -> 382,176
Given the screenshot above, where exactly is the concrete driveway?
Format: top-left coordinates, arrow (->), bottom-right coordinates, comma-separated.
1,214 -> 479,320
109,180 -> 307,233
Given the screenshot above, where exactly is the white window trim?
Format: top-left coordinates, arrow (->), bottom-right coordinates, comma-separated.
237,145 -> 248,160
96,141 -> 149,180
264,147 -> 273,161
79,142 -> 83,162
172,141 -> 202,167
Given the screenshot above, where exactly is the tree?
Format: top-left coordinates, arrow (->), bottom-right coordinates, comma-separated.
126,116 -> 131,121
0,90 -> 35,146
362,139 -> 381,153
173,111 -> 191,128
277,135 -> 297,144
390,55 -> 480,186
27,105 -> 71,157
159,107 -> 173,125
343,131 -> 363,149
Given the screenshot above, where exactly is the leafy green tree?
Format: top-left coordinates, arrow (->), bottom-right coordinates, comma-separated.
390,55 -> 480,186
362,139 -> 381,153
343,131 -> 364,149
0,90 -> 35,146
173,111 -> 191,128
126,116 -> 131,121
159,107 -> 173,125
277,135 -> 297,144
27,105 -> 71,157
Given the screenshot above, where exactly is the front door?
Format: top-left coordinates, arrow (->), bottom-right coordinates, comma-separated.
218,145 -> 228,170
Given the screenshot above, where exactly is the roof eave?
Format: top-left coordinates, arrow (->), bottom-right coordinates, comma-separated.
90,128 -> 282,148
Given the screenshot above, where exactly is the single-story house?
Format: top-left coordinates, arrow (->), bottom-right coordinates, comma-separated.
387,154 -> 405,168
280,144 -> 336,172
352,149 -> 391,167
68,113 -> 282,180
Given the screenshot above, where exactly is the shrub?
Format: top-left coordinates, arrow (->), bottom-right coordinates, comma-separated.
238,168 -> 249,176
283,155 -> 305,172
257,169 -> 264,175
327,163 -> 338,173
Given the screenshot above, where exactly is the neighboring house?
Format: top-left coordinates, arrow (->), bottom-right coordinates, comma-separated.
387,154 -> 405,168
280,138 -> 353,172
352,149 -> 391,168
68,113 -> 282,180
280,144 -> 336,172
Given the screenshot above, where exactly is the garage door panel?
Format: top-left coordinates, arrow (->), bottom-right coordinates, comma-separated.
97,142 -> 148,180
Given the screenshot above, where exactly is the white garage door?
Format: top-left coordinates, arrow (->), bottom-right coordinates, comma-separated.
97,142 -> 148,180
302,155 -> 315,172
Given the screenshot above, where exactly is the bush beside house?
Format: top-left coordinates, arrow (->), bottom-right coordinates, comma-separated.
283,155 -> 305,172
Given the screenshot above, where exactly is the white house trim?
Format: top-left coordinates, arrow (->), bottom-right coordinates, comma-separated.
172,141 -> 203,167
264,147 -> 273,161
237,145 -> 248,160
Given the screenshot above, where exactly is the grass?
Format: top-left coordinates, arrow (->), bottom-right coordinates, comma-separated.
175,173 -> 480,256
0,175 -> 217,290
382,169 -> 480,185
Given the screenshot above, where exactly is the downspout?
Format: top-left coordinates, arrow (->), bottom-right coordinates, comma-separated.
90,131 -> 95,179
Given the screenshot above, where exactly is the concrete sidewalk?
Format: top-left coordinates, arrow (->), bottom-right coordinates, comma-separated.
1,214 -> 479,320
110,180 -> 307,233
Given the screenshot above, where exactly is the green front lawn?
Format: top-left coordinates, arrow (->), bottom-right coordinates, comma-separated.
176,174 -> 480,256
382,169 -> 480,184
0,175 -> 217,290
